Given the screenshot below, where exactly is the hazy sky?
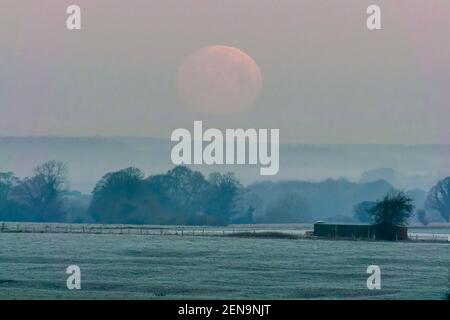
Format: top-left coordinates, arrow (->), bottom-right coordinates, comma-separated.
1,0 -> 449,143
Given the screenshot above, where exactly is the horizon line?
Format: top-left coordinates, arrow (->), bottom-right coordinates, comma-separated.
0,135 -> 449,147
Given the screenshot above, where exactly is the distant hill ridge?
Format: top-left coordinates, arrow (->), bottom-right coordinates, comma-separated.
1,136 -> 449,193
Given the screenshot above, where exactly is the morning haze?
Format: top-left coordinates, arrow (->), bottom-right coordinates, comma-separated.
1,1 -> 450,301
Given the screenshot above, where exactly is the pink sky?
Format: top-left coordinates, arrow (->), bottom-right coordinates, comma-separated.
1,0 -> 449,143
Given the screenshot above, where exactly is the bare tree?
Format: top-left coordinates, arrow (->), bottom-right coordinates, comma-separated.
0,172 -> 18,201
10,160 -> 68,221
426,177 -> 450,222
369,191 -> 415,226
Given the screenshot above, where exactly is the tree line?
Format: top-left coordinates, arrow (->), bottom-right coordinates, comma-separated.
353,178 -> 450,225
89,166 -> 243,225
0,160 -> 449,225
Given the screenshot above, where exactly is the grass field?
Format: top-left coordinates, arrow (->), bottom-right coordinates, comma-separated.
0,228 -> 449,300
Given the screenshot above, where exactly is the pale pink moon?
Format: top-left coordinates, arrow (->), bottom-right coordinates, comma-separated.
177,45 -> 263,114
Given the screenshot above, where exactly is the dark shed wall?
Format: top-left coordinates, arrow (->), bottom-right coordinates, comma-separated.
313,223 -> 407,240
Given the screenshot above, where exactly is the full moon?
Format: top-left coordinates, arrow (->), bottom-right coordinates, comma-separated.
177,45 -> 262,114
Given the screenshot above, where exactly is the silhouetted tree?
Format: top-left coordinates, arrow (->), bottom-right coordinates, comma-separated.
353,201 -> 376,223
9,161 -> 68,221
206,172 -> 244,225
147,166 -> 210,219
368,191 -> 414,227
0,172 -> 18,202
89,167 -> 160,224
0,172 -> 26,221
426,177 -> 450,222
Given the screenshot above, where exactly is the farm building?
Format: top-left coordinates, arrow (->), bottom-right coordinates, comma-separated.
313,222 -> 408,241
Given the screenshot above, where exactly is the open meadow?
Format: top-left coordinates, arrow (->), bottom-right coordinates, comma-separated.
0,224 -> 448,300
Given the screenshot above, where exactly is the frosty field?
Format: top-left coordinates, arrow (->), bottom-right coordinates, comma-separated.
0,230 -> 448,300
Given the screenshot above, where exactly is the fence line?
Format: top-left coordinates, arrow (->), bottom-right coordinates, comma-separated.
0,222 -> 275,238
408,232 -> 450,242
1,222 -> 449,242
